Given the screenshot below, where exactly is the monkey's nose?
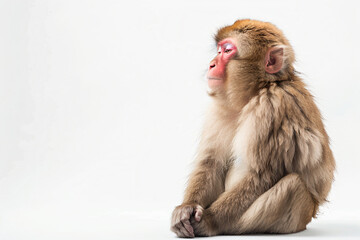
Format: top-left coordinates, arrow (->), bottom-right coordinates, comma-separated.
209,63 -> 216,69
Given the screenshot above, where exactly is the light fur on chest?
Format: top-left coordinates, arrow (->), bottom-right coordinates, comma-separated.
224,111 -> 255,191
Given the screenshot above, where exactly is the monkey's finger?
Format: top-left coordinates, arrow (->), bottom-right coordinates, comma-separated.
175,229 -> 186,238
181,219 -> 194,237
194,208 -> 203,222
179,222 -> 193,238
172,224 -> 185,238
175,221 -> 192,238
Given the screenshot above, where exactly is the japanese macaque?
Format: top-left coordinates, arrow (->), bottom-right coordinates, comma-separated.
171,19 -> 335,237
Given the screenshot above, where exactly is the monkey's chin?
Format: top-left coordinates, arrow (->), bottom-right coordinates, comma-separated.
207,87 -> 216,96
207,82 -> 224,96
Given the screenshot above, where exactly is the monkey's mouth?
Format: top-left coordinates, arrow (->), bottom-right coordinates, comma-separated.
207,77 -> 224,89
208,77 -> 222,81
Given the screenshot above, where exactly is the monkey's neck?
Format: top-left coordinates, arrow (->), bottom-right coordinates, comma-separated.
211,97 -> 242,119
211,72 -> 297,113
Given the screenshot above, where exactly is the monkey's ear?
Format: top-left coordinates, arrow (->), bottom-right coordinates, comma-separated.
265,47 -> 284,74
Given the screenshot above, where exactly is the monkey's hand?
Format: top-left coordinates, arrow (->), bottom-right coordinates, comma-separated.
190,208 -> 218,237
171,204 -> 203,238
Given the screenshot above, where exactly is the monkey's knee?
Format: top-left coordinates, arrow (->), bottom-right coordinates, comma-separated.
239,173 -> 315,234
273,173 -> 315,232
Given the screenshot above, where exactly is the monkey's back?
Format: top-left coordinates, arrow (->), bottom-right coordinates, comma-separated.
269,78 -> 335,210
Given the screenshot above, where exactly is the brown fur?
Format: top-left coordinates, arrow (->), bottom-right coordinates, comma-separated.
171,19 -> 335,237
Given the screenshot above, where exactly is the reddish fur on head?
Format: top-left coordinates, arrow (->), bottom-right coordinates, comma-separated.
207,19 -> 295,108
207,19 -> 295,110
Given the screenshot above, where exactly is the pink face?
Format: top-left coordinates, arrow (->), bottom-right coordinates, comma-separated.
207,38 -> 238,89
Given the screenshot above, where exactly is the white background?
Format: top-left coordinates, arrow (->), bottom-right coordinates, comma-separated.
1,0 -> 360,239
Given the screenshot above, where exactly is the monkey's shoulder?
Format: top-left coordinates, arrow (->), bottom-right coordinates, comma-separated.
234,81 -> 326,172
237,80 -> 326,147
253,81 -> 321,126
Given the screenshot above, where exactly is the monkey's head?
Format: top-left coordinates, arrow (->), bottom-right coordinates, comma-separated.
207,19 -> 295,108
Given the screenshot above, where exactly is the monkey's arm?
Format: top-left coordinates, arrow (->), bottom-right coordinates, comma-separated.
183,156 -> 226,207
191,171 -> 275,236
171,154 -> 226,238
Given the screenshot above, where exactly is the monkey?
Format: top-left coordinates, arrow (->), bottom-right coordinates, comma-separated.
170,19 -> 335,238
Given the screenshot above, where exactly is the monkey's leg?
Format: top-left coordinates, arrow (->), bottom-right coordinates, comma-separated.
236,173 -> 315,234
